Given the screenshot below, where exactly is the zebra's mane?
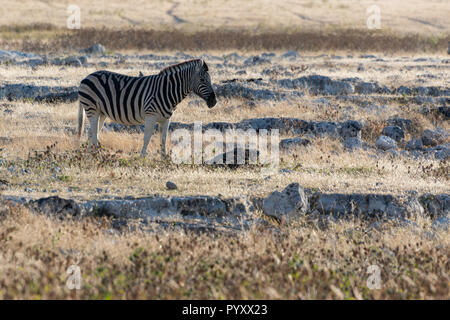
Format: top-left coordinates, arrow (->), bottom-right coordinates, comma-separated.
158,59 -> 202,76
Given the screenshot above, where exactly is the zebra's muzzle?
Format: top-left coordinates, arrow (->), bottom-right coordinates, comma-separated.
207,94 -> 217,108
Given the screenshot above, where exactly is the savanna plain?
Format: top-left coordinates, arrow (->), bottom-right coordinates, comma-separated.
0,0 -> 449,299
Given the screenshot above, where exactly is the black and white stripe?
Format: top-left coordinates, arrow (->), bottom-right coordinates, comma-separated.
77,59 -> 216,157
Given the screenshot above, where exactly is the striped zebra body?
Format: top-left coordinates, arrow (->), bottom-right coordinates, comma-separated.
78,59 -> 216,157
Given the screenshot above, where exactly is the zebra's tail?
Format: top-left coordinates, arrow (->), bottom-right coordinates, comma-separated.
77,103 -> 84,140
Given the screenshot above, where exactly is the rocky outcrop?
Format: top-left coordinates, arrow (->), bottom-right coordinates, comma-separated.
29,196 -> 81,218
262,183 -> 309,221
309,193 -> 402,219
307,193 -> 448,219
107,118 -> 362,140
2,184 -> 448,232
0,84 -> 78,102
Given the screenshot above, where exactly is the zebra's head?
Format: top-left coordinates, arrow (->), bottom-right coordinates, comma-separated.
192,60 -> 216,108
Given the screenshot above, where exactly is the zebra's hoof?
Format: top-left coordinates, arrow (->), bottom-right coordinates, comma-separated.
88,145 -> 100,153
160,153 -> 169,161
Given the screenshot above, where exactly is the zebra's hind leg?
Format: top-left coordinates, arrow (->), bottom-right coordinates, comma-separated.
97,114 -> 107,147
141,115 -> 157,157
159,118 -> 170,160
87,114 -> 100,150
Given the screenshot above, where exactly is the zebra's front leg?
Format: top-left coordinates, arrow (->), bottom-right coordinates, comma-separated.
159,118 -> 170,160
141,115 -> 157,157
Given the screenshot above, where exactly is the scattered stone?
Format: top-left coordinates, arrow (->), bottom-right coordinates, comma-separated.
166,181 -> 178,190
385,149 -> 399,157
28,58 -> 46,67
405,138 -> 423,151
0,50 -> 40,63
414,86 -> 429,95
339,120 -> 362,139
64,56 -> 83,67
382,126 -> 405,142
80,43 -> 106,55
280,137 -> 311,150
280,51 -> 299,59
422,129 -> 447,146
386,117 -> 413,132
376,135 -> 397,151
343,137 -> 362,151
78,56 -> 88,66
208,147 -> 260,168
435,147 -> 450,160
215,82 -> 284,101
419,194 -> 450,218
354,81 -> 381,94
396,86 -> 412,95
261,52 -> 275,58
404,197 -> 425,218
433,216 -> 449,231
244,56 -> 271,66
262,183 -> 309,221
437,106 -> 450,119
360,54 -> 376,59
277,75 -> 354,95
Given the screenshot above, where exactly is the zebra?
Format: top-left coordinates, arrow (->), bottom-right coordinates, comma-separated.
77,59 -> 216,157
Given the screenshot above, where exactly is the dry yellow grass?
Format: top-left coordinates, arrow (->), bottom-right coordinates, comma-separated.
0,203 -> 448,299
1,1 -> 449,52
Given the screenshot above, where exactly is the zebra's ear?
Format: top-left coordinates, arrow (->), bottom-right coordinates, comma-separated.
202,60 -> 209,72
